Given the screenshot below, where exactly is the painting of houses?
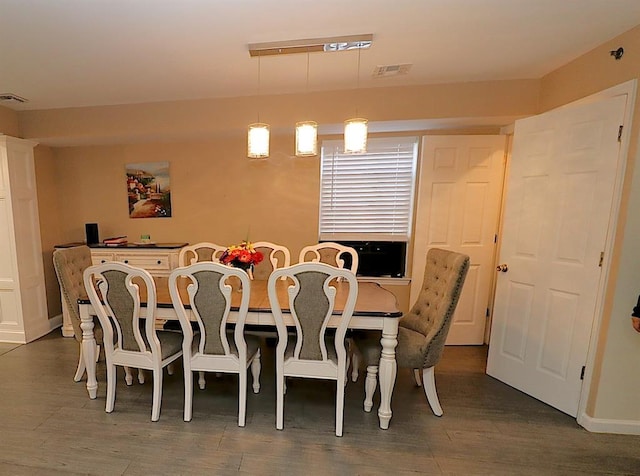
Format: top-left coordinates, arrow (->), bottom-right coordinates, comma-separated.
126,162 -> 172,218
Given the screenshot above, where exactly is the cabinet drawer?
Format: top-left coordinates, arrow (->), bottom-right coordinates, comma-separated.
91,252 -> 115,265
116,253 -> 171,270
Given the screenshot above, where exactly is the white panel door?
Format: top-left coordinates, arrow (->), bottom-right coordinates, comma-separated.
413,135 -> 506,344
486,95 -> 627,417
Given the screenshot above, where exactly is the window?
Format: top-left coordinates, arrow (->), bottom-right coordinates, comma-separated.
319,137 -> 418,277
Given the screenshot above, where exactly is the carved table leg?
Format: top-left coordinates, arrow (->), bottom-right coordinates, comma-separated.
377,317 -> 398,429
80,305 -> 98,399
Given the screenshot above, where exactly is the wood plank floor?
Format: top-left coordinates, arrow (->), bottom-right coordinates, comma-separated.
0,332 -> 639,475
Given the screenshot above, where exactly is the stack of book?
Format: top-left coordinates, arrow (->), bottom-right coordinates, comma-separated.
102,236 -> 128,246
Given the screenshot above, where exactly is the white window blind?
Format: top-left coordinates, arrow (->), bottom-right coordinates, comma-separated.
319,137 -> 418,241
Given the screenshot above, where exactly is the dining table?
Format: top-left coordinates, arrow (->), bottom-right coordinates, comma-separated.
78,276 -> 403,429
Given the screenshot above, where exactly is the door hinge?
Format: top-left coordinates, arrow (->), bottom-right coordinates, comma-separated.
580,366 -> 586,380
598,251 -> 604,267
618,125 -> 623,142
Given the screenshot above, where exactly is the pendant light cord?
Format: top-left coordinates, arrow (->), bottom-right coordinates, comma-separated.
355,46 -> 361,117
257,54 -> 261,123
306,51 -> 310,93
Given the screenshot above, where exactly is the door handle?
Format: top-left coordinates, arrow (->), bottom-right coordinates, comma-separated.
496,264 -> 509,273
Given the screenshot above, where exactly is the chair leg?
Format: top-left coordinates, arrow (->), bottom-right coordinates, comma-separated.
124,366 -> 133,386
138,368 -> 145,384
336,370 -> 346,437
276,377 -> 284,430
198,371 -> 206,390
74,343 -> 86,382
167,363 -> 174,375
105,362 -> 116,413
276,361 -> 285,430
413,369 -> 422,387
347,338 -> 360,382
363,365 -> 378,413
422,367 -> 443,416
151,367 -> 163,422
238,367 -> 247,427
183,366 -> 194,422
351,347 -> 360,383
250,349 -> 261,393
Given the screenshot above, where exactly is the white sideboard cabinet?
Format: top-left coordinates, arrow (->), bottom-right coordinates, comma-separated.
0,135 -> 51,343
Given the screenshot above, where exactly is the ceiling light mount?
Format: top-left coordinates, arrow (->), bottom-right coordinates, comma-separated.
249,34 -> 373,57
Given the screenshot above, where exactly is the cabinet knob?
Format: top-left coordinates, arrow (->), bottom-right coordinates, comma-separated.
157,260 -> 161,265
124,260 -> 129,264
101,260 -> 106,264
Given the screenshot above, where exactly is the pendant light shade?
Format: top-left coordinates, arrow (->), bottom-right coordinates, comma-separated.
344,118 -> 368,153
295,53 -> 318,157
248,54 -> 269,159
295,121 -> 318,157
344,46 -> 367,153
248,123 -> 270,158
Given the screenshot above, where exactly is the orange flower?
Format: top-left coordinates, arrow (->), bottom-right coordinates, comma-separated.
220,241 -> 264,267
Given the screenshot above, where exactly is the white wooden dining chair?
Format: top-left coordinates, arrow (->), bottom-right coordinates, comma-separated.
169,262 -> 261,426
299,241 -> 361,382
83,262 -> 183,421
298,242 -> 359,276
268,262 -> 358,437
251,241 -> 291,280
178,242 -> 227,266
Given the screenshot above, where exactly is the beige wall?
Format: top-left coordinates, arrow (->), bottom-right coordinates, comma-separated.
53,136 -> 320,249
0,105 -> 21,137
541,25 -> 640,423
34,145 -> 64,318
20,79 -> 539,324
18,79 -> 539,145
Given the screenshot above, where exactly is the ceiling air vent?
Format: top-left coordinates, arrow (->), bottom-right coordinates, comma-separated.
372,64 -> 412,78
0,93 -> 28,103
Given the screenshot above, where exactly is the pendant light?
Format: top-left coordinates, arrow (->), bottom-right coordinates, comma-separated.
344,46 -> 367,154
295,52 -> 318,157
248,54 -> 269,159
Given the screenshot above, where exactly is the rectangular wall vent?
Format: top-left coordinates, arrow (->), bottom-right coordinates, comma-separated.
0,93 -> 28,103
372,64 -> 412,78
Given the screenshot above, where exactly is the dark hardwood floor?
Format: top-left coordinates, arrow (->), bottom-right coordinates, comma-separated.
0,333 -> 639,475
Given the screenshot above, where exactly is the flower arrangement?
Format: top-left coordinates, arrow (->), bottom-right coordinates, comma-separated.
219,241 -> 264,272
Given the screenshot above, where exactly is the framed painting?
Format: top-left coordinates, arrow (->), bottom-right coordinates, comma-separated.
126,162 -> 172,218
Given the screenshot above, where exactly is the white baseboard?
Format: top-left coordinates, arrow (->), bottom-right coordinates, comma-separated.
0,315 -> 63,344
578,413 -> 640,435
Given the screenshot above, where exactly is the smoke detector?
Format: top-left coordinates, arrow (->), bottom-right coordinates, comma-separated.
372,64 -> 412,78
0,93 -> 28,104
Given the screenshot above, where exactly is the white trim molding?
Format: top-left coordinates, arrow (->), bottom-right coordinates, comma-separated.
579,413 -> 640,435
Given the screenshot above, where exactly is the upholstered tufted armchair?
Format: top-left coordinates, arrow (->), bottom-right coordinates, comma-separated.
54,245 -> 142,385
354,247 -> 469,416
53,245 -> 98,382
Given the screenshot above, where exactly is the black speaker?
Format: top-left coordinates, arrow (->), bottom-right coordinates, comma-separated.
85,223 -> 99,245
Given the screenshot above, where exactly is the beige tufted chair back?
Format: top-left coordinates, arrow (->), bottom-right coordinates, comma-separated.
53,245 -> 94,342
400,247 -> 469,368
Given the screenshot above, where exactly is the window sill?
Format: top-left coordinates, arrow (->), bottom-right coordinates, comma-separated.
357,276 -> 410,286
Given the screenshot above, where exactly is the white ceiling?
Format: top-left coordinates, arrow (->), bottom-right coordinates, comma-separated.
2,0 -> 640,112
